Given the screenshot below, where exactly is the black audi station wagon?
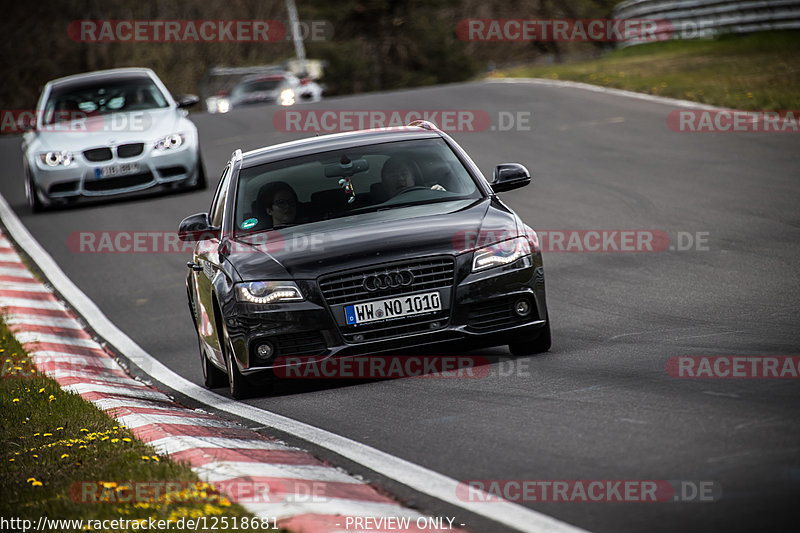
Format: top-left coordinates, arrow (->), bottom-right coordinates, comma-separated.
179,121 -> 550,398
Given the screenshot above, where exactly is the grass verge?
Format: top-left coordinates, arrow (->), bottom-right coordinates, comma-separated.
497,31 -> 800,110
0,318 -> 281,532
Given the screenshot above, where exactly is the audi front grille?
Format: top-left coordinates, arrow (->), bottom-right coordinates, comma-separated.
318,257 -> 455,305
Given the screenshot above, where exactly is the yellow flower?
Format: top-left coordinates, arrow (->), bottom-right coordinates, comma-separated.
111,439 -> 119,443
48,395 -> 56,402
39,387 -> 45,393
32,481 -> 42,487
12,398 -> 19,403
61,454 -> 69,459
79,445 -> 87,449
9,458 -> 14,462
43,433 -> 52,437
80,428 -> 88,432
151,456 -> 159,462
122,438 -> 131,442
56,427 -> 63,431
141,456 -> 150,461
27,477 -> 36,483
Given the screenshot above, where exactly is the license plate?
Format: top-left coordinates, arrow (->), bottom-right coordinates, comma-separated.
96,162 -> 139,179
345,291 -> 441,325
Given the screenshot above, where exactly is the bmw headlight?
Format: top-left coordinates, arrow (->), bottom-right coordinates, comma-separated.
235,281 -> 304,304
39,151 -> 73,167
472,237 -> 532,272
155,133 -> 185,151
279,88 -> 295,107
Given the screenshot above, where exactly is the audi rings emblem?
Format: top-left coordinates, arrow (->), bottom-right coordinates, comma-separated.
363,270 -> 414,292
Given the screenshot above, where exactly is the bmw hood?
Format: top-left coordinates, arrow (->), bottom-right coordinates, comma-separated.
226,198 -> 521,281
32,108 -> 192,152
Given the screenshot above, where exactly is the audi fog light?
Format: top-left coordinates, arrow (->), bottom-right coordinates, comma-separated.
255,342 -> 275,361
514,299 -> 531,317
472,237 -> 532,272
236,281 -> 304,304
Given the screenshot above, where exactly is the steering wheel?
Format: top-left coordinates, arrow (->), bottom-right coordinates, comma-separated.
394,186 -> 430,196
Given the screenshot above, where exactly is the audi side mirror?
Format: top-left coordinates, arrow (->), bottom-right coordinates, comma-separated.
178,212 -> 217,242
490,163 -> 531,193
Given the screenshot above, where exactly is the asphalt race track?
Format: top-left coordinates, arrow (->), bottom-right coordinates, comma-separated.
2,81 -> 798,532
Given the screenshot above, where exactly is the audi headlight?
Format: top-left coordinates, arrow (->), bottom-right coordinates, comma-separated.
472,237 -> 532,272
279,88 -> 295,107
154,133 -> 184,151
39,151 -> 73,167
235,281 -> 304,304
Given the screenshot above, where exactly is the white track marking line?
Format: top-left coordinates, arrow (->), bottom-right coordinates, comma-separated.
149,436 -> 293,455
194,461 -> 360,484
62,382 -> 172,402
0,296 -> 66,311
0,252 -> 22,262
0,282 -> 51,293
29,351 -> 116,368
247,500 -> 424,520
14,330 -> 102,348
115,412 -> 242,430
0,179 -> 587,533
4,314 -> 84,329
0,266 -> 34,278
486,78 -> 728,110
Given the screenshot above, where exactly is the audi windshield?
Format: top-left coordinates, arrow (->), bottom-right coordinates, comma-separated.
234,138 -> 483,235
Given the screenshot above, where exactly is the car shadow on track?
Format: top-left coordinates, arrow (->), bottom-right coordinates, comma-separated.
214,344 -> 553,399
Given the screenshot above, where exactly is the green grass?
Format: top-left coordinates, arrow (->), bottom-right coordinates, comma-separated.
496,31 -> 800,110
0,320 -> 280,532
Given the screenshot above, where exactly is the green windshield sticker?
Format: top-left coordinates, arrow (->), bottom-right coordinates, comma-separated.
242,218 -> 258,229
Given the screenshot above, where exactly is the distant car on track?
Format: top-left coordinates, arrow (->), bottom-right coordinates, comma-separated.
23,67 -> 205,211
179,121 -> 550,398
209,71 -> 322,113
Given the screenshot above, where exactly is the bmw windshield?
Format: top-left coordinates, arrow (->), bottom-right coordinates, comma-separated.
43,77 -> 169,124
234,138 -> 483,235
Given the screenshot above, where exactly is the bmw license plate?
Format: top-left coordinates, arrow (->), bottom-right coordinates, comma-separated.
96,162 -> 139,179
345,291 -> 441,325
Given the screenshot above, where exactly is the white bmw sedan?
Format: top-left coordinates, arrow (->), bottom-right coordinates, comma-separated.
23,67 -> 205,211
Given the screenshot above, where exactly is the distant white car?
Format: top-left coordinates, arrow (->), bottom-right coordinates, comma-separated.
208,71 -> 322,114
23,67 -> 205,212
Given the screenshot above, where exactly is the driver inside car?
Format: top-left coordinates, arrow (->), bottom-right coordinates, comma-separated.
381,157 -> 445,198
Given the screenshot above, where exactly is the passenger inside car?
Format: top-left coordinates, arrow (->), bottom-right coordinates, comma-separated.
258,181 -> 299,228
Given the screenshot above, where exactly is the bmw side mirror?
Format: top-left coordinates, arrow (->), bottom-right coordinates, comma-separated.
178,213 -> 217,242
490,163 -> 531,193
176,94 -> 200,109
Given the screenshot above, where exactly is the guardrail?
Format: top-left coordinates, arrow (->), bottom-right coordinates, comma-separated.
612,0 -> 800,44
